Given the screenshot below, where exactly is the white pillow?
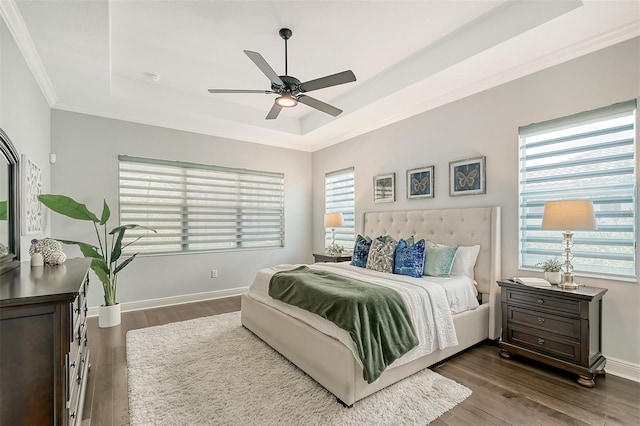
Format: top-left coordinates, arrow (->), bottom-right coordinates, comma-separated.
450,245 -> 481,279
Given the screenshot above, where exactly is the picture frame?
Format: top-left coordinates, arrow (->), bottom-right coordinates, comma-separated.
449,156 -> 486,196
406,166 -> 434,199
373,173 -> 395,203
21,154 -> 43,234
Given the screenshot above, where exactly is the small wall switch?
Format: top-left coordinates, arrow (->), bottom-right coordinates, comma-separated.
210,270 -> 218,278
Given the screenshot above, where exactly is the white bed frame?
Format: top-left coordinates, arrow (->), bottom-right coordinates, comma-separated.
241,207 -> 502,406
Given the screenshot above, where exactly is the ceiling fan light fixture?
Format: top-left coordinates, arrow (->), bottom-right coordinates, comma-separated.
275,92 -> 298,107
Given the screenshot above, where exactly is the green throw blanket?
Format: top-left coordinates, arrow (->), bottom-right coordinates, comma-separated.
268,265 -> 418,383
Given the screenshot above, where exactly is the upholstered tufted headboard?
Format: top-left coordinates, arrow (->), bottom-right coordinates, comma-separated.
363,207 -> 502,338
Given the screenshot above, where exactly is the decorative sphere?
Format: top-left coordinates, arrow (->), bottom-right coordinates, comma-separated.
48,250 -> 67,265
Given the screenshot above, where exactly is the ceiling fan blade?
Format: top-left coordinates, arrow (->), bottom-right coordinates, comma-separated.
265,103 -> 282,120
297,95 -> 342,117
244,50 -> 284,88
208,89 -> 274,94
298,70 -> 356,93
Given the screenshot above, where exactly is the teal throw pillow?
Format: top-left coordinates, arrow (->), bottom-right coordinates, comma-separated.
424,241 -> 459,277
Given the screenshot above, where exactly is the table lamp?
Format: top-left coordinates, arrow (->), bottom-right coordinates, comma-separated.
541,200 -> 596,288
324,212 -> 344,249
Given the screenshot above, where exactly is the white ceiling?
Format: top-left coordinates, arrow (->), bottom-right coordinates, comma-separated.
2,0 -> 639,151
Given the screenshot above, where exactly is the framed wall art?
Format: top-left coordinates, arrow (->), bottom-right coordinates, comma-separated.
406,166 -> 434,199
449,156 -> 486,196
373,173 -> 395,203
21,154 -> 43,234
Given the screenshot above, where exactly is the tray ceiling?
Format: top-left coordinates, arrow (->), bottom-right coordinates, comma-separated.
2,0 -> 638,151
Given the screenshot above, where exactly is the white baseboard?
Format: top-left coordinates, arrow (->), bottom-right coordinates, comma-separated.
605,356 -> 640,383
87,287 -> 248,317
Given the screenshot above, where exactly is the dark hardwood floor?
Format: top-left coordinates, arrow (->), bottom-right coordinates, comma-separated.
82,297 -> 640,426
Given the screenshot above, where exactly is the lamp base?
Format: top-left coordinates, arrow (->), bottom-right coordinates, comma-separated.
558,273 -> 584,289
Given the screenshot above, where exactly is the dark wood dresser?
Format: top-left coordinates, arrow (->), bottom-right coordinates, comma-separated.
497,279 -> 607,387
0,258 -> 91,425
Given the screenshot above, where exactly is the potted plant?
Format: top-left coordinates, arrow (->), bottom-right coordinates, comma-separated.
38,194 -> 155,327
536,257 -> 563,284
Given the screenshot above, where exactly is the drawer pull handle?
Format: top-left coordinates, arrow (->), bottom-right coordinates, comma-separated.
538,338 -> 545,345
537,299 -> 544,305
537,318 -> 545,323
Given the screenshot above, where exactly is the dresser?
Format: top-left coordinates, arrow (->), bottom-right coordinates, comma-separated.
312,253 -> 352,263
0,258 -> 92,425
497,280 -> 607,387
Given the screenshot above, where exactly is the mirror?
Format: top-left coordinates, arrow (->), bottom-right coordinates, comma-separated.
0,128 -> 20,274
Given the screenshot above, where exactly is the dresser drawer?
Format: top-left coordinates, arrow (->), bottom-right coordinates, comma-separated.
506,306 -> 580,339
505,288 -> 581,316
508,325 -> 581,363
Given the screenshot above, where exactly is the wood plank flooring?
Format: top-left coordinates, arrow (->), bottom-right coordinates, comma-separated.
82,297 -> 640,426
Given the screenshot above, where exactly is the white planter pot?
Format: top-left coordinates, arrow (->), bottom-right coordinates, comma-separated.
30,252 -> 44,267
98,303 -> 121,328
544,271 -> 562,285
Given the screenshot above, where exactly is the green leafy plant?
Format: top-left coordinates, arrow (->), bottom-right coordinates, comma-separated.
38,194 -> 156,306
0,200 -> 7,220
326,244 -> 345,256
536,257 -> 563,272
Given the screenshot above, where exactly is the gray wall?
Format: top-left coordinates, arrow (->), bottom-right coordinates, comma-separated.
50,110 -> 312,308
312,38 -> 640,368
0,19 -> 51,260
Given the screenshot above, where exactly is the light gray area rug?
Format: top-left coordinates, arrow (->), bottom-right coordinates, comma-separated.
127,312 -> 471,425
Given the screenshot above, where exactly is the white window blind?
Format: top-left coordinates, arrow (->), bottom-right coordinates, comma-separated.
325,168 -> 355,250
519,100 -> 637,280
118,155 -> 284,255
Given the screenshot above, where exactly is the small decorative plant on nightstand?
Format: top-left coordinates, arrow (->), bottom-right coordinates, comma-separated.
325,243 -> 345,256
537,257 -> 563,284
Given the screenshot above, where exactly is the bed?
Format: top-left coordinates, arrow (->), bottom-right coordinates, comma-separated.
241,207 -> 501,406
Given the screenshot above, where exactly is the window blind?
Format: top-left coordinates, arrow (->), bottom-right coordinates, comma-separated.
325,167 -> 355,250
118,155 -> 284,255
519,100 -> 637,280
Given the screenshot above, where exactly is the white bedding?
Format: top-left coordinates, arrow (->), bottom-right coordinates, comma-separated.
247,262 -> 480,371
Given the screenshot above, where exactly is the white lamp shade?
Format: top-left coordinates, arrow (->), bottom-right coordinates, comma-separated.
324,212 -> 344,228
542,200 -> 596,230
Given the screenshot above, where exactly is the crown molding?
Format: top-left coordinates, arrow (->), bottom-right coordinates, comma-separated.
0,0 -> 58,106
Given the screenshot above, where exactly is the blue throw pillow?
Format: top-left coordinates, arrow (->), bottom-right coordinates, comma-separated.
350,234 -> 372,268
423,240 -> 460,277
394,238 -> 426,278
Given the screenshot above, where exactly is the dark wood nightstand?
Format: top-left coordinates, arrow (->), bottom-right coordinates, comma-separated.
313,253 -> 352,263
497,279 -> 607,387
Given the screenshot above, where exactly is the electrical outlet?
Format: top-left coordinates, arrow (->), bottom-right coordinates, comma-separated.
210,270 -> 218,278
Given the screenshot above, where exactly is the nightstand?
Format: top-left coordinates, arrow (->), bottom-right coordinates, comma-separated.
313,253 -> 352,263
497,280 -> 607,388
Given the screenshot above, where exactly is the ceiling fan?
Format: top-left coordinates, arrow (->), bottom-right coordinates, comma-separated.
208,28 -> 356,120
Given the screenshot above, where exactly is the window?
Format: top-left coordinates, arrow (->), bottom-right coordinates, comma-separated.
325,168 -> 355,250
519,100 -> 637,280
118,155 -> 284,255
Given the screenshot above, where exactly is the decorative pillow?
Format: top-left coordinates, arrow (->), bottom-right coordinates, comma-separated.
366,236 -> 397,273
423,240 -> 459,277
350,235 -> 372,268
450,245 -> 481,279
394,238 -> 426,278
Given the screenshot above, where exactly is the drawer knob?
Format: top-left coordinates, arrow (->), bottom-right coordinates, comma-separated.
537,317 -> 545,323
538,338 -> 545,345
537,298 -> 544,305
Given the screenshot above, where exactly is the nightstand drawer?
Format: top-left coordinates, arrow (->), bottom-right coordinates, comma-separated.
508,325 -> 581,363
506,306 -> 580,339
505,288 -> 581,316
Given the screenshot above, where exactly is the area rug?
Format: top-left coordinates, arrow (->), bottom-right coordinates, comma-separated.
127,311 -> 471,425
